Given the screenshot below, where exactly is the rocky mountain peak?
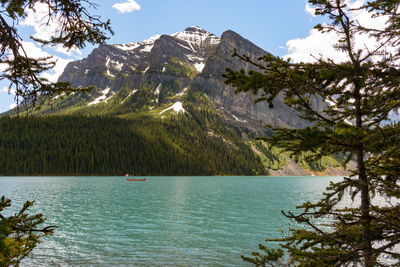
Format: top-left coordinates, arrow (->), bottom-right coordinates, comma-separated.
111,26 -> 219,54
220,30 -> 241,39
171,26 -> 220,49
183,26 -> 209,33
113,34 -> 161,52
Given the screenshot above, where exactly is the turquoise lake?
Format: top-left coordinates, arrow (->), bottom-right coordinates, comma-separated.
0,176 -> 343,266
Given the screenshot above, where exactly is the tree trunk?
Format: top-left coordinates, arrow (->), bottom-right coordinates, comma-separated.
355,84 -> 373,266
357,148 -> 373,266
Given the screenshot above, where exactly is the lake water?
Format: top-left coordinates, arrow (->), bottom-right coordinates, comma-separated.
0,176 -> 342,266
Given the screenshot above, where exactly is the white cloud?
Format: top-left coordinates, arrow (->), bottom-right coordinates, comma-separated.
388,109 -> 400,123
42,57 -> 72,83
285,0 -> 390,63
17,2 -> 80,81
54,45 -> 82,56
1,87 -> 16,95
0,63 -> 7,72
20,2 -> 81,57
285,27 -> 347,63
21,41 -> 71,82
20,3 -> 62,42
2,5 -> 77,91
305,3 -> 316,17
21,41 -> 51,59
112,0 -> 141,13
9,103 -> 17,109
348,0 -> 364,9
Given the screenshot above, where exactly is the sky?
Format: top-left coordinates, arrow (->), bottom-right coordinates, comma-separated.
0,0 -> 380,112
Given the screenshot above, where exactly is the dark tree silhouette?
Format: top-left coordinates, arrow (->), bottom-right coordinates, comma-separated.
0,0 -> 113,108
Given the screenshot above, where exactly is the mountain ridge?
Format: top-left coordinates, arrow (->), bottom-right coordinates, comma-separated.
2,26 -> 351,176
56,26 -> 315,130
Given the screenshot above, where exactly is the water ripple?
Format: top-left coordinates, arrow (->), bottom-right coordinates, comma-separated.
0,176 -> 340,266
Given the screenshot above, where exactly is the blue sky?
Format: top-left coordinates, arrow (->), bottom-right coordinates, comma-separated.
0,0 -> 325,112
99,0 -> 319,56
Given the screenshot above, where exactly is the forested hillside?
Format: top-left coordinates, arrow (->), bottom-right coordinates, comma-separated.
0,115 -> 267,176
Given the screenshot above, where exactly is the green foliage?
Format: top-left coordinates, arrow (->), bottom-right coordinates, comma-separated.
0,0 -> 113,108
108,83 -> 156,114
0,196 -> 56,266
164,58 -> 198,79
248,140 -> 288,171
249,139 -> 342,172
155,79 -> 185,104
292,151 -> 342,172
241,245 -> 285,267
34,80 -> 189,116
0,114 -> 267,176
224,0 -> 400,266
35,83 -> 159,116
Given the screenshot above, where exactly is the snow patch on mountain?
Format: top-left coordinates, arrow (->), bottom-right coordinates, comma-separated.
114,35 -> 161,53
101,87 -> 110,95
160,102 -> 186,114
109,59 -> 124,71
104,56 -> 124,78
114,27 -> 219,54
172,26 -> 220,49
140,44 -> 153,53
53,92 -> 65,100
88,87 -> 114,106
114,43 -> 140,51
177,42 -> 193,52
155,83 -> 161,95
232,114 -> 248,123
106,69 -> 115,78
154,83 -> 161,103
185,54 -> 206,72
186,55 -> 204,62
187,42 -> 195,52
88,95 -> 106,106
176,87 -> 188,97
105,56 -> 110,67
194,62 -> 205,72
112,27 -> 219,75
122,89 -> 138,104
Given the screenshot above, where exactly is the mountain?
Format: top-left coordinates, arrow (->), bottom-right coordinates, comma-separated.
1,26 -> 352,176
51,26 -> 323,130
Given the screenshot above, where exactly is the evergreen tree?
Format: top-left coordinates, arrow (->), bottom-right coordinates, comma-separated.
224,0 -> 400,266
0,0 -> 113,108
0,196 -> 57,266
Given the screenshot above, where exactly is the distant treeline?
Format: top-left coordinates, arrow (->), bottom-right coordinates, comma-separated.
0,113 -> 267,176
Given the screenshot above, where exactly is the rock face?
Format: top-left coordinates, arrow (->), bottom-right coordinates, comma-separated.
57,26 -> 323,131
197,30 -> 319,129
59,26 -> 219,88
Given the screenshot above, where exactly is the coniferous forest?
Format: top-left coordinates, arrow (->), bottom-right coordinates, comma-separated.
0,114 -> 267,176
